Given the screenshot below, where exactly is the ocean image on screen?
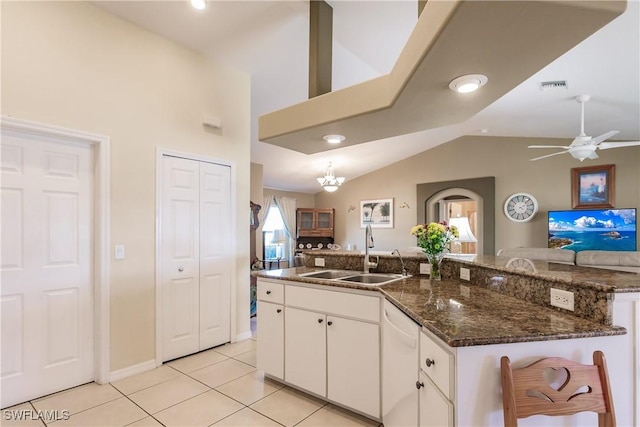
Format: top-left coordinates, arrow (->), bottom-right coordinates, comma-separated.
548,208 -> 637,252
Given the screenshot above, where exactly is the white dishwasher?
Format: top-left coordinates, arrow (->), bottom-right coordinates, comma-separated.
382,299 -> 420,427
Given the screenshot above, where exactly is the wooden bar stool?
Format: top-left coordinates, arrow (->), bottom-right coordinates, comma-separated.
501,351 -> 615,426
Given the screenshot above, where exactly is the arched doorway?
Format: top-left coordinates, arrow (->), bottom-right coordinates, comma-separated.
426,188 -> 482,255
417,177 -> 495,255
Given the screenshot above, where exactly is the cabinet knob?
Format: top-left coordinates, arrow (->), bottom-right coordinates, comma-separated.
416,381 -> 424,389
178,267 -> 184,272
318,318 -> 323,324
425,358 -> 435,367
276,309 -> 282,314
266,290 -> 271,295
327,321 -> 333,326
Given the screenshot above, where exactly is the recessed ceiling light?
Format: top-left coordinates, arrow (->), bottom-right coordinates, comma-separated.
323,134 -> 346,144
449,74 -> 488,93
191,0 -> 206,10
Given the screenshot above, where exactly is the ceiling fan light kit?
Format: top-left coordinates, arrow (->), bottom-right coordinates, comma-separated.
528,95 -> 640,162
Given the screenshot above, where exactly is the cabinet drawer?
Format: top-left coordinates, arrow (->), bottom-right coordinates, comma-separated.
420,331 -> 454,400
286,285 -> 380,323
257,280 -> 284,304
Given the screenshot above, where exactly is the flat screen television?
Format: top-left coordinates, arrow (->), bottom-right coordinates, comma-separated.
548,208 -> 637,252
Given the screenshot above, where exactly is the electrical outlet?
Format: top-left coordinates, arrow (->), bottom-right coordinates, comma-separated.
550,288 -> 574,311
420,263 -> 430,274
460,267 -> 470,281
314,258 -> 325,267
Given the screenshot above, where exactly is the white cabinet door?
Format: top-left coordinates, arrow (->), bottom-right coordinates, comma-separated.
256,301 -> 284,379
285,307 -> 326,397
327,316 -> 380,418
419,373 -> 453,427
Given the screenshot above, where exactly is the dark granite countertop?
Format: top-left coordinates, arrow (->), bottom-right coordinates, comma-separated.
301,250 -> 640,293
253,267 -> 626,348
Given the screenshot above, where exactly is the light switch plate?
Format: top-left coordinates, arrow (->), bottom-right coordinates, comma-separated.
114,245 -> 125,260
315,258 -> 325,267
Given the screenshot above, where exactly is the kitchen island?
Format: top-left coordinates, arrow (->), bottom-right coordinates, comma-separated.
252,254 -> 638,426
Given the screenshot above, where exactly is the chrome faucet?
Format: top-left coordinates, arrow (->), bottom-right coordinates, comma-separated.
392,249 -> 408,276
364,224 -> 378,273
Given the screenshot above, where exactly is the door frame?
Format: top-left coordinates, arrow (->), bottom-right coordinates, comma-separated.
155,148 -> 237,366
0,116 -> 111,385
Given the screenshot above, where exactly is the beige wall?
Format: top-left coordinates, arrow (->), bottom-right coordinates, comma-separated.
2,2 -> 251,371
316,136 -> 640,253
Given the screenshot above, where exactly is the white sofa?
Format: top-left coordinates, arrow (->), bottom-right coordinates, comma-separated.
497,247 -> 640,273
496,247 -> 576,265
575,250 -> 640,273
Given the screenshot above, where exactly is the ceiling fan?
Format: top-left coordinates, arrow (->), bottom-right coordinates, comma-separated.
528,95 -> 640,161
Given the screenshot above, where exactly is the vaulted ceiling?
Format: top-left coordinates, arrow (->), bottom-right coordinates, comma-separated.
94,0 -> 640,193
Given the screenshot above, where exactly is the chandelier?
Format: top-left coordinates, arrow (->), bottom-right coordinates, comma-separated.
317,162 -> 345,193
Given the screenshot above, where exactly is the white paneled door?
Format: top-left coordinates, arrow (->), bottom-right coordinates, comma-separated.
161,155 -> 231,362
1,131 -> 94,408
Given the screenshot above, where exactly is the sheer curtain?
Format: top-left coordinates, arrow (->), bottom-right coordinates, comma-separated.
275,196 -> 297,266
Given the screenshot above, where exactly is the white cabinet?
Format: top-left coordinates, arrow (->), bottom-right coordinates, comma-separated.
284,306 -> 326,396
256,280 -> 285,380
256,301 -> 284,379
327,315 -> 380,418
418,372 -> 454,427
258,279 -> 381,420
419,330 -> 455,427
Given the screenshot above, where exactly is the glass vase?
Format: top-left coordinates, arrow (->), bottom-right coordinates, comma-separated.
426,252 -> 445,281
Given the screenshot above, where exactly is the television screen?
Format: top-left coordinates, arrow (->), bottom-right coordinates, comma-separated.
548,208 -> 637,252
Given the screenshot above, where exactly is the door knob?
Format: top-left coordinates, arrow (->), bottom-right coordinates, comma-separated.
425,358 -> 435,367
178,267 -> 184,272
416,381 -> 424,389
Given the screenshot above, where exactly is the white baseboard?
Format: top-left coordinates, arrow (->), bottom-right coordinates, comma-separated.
109,359 -> 157,383
235,330 -> 253,342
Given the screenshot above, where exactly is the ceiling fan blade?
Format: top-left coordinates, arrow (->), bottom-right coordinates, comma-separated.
529,150 -> 570,161
528,145 -> 571,149
589,130 -> 620,145
598,140 -> 640,150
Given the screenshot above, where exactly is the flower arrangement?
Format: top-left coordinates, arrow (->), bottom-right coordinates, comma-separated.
410,221 -> 459,280
410,221 -> 459,255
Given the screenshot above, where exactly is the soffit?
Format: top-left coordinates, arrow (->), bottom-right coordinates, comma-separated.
258,0 -> 627,155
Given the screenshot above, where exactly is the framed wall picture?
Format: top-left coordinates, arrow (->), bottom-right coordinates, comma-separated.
571,164 -> 615,209
360,198 -> 393,228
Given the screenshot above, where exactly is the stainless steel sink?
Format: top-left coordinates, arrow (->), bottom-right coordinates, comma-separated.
299,270 -> 355,280
338,273 -> 407,286
299,270 -> 408,286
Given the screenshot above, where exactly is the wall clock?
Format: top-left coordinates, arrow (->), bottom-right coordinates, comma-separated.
504,192 -> 538,222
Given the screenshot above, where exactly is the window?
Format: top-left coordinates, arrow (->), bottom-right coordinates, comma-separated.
262,206 -> 289,261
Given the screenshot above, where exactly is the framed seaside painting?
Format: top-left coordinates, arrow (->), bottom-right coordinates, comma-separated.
360,199 -> 393,228
571,164 -> 615,209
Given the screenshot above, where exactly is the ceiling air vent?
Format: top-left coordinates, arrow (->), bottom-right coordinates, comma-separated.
540,80 -> 568,91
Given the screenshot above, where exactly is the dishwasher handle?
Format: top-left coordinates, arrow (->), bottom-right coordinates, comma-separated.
383,308 -> 417,349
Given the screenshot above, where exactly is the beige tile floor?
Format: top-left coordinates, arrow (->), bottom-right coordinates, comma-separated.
2,320 -> 382,427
